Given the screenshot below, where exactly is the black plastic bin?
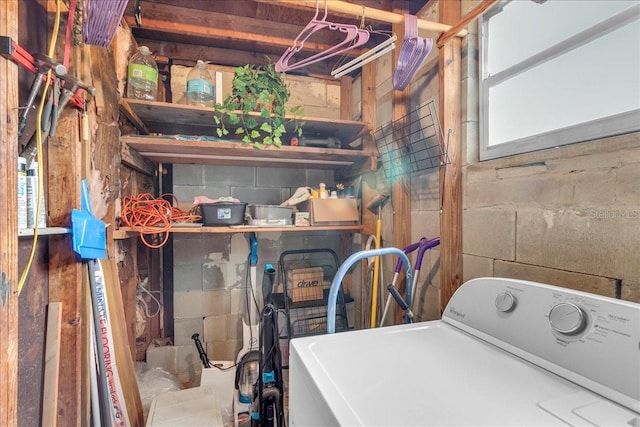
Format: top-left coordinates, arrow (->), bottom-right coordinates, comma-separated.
200,202 -> 247,226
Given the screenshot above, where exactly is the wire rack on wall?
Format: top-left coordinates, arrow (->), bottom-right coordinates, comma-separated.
374,99 -> 449,181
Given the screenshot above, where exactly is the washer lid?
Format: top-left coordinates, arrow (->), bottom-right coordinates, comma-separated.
289,321 -> 636,426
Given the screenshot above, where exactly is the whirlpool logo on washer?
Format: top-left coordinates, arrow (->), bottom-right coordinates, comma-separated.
448,307 -> 466,318
608,314 -> 630,323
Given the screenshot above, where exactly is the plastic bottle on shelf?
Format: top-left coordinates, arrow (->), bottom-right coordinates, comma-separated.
319,183 -> 328,199
186,60 -> 215,107
126,46 -> 158,101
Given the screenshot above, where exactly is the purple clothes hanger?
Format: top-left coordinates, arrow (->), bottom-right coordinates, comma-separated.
275,0 -> 370,72
393,14 -> 433,90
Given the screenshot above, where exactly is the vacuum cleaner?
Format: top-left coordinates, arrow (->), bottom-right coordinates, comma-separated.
234,264 -> 285,427
252,265 -> 285,427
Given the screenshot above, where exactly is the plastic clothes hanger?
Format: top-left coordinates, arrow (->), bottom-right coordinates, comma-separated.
331,33 -> 397,78
275,0 -> 370,72
393,14 -> 433,90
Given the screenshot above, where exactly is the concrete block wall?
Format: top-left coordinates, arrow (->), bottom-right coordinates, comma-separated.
457,2 -> 639,302
171,162 -> 355,361
462,136 -> 640,301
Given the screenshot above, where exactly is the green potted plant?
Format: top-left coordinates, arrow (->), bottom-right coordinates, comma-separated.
214,63 -> 304,148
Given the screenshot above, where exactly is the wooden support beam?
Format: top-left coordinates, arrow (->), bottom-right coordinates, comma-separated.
339,76 -> 353,121
437,0 -> 496,47
391,1 -> 411,326
360,62 -> 378,238
125,1 -> 367,56
47,115 -> 83,425
0,0 -> 19,425
439,0 -> 463,312
264,0 -> 467,36
360,61 -> 377,328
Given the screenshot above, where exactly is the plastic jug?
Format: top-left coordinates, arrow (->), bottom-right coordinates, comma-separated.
126,46 -> 158,101
186,60 -> 215,107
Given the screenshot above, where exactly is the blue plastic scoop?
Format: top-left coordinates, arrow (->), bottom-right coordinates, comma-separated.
71,179 -> 106,260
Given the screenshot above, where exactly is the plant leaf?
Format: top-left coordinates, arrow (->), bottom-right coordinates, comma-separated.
246,117 -> 258,129
260,122 -> 272,133
250,130 -> 261,138
235,127 -> 245,134
228,112 -> 239,125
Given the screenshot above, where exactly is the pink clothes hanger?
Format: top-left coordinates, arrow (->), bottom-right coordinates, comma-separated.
275,0 -> 370,73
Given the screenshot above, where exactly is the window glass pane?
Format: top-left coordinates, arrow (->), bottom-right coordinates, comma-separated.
487,0 -> 636,75
488,18 -> 640,146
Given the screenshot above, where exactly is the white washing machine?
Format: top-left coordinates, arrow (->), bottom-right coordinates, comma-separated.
289,277 -> 640,426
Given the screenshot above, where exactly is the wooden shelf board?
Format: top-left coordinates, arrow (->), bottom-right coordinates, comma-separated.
113,224 -> 363,239
119,98 -> 369,144
122,135 -> 374,169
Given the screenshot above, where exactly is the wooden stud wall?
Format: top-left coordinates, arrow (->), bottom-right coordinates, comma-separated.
391,1 -> 412,325
0,0 -> 19,425
0,1 -> 18,426
439,0 -> 463,312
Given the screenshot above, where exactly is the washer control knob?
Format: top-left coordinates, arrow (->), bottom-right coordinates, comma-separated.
549,303 -> 588,335
495,292 -> 517,312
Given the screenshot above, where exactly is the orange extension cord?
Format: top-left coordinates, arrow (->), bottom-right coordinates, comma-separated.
121,193 -> 201,248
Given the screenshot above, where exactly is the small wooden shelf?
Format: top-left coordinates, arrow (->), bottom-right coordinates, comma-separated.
121,135 -> 374,169
119,99 -> 375,171
113,224 -> 363,239
119,98 -> 369,143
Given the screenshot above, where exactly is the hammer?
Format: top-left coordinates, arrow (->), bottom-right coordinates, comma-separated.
18,53 -> 66,136
49,75 -> 96,136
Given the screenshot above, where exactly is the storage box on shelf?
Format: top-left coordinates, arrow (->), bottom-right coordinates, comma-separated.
298,198 -> 359,226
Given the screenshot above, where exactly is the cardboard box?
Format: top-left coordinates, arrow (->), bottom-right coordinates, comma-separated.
299,198 -> 359,226
286,267 -> 324,302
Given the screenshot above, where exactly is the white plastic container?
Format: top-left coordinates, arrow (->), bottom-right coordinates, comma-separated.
26,161 -> 46,228
186,60 -> 215,107
126,46 -> 158,101
17,156 -> 27,229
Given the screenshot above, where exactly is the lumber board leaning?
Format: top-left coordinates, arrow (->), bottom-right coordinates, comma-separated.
47,108 -> 83,425
102,259 -> 145,426
42,302 -> 62,427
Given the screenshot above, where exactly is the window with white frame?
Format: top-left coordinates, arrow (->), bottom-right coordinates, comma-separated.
479,0 -> 640,161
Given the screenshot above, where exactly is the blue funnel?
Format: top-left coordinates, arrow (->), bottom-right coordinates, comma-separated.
71,179 -> 106,260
